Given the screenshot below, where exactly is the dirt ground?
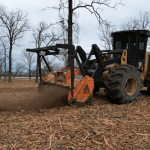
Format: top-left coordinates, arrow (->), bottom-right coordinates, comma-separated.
0,80 -> 150,150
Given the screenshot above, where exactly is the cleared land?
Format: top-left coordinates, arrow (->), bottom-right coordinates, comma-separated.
0,80 -> 150,149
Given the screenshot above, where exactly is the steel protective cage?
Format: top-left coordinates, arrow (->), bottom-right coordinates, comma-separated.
26,44 -> 76,95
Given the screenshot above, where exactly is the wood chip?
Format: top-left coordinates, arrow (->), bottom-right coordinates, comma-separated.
92,140 -> 103,145
104,136 -> 114,150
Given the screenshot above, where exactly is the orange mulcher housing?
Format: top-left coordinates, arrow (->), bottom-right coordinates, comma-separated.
27,44 -> 96,106
42,67 -> 94,105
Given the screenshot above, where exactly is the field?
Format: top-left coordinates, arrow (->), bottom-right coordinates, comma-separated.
0,80 -> 150,150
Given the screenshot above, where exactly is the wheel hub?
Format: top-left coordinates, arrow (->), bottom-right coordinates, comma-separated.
125,77 -> 137,96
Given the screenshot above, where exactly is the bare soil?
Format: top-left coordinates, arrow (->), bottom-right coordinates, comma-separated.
0,80 -> 150,149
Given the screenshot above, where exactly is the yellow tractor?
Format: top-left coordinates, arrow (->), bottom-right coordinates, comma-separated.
26,30 -> 150,106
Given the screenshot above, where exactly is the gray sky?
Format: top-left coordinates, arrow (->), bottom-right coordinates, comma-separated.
0,0 -> 150,65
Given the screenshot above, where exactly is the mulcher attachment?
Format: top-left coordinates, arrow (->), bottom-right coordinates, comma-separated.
68,75 -> 94,106
42,67 -> 94,106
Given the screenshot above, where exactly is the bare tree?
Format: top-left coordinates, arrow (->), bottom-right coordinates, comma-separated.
51,0 -> 123,44
73,14 -> 80,45
57,12 -> 68,65
31,21 -> 61,83
99,24 -> 116,50
120,11 -> 150,30
99,11 -> 150,51
32,22 -> 61,48
120,11 -> 150,50
21,49 -> 36,81
50,4 -> 80,65
0,50 -> 3,79
47,0 -> 123,62
13,62 -> 25,79
0,37 -> 8,81
0,6 -> 30,82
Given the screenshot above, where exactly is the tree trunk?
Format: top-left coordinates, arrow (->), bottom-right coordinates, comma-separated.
68,0 -> 73,63
36,41 -> 40,83
8,45 -> 12,82
29,67 -> 31,81
0,63 -> 1,79
29,71 -> 31,81
4,49 -> 6,82
36,54 -> 39,83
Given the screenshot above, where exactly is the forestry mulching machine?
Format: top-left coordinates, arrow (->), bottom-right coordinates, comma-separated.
26,30 -> 150,106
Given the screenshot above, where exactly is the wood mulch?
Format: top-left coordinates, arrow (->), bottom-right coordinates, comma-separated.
0,80 -> 150,149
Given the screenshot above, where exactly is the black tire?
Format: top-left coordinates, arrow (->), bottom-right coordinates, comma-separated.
104,65 -> 142,104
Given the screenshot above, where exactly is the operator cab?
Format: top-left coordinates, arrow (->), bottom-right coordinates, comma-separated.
111,30 -> 150,69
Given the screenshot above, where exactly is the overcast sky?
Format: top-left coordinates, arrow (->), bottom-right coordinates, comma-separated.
0,0 -> 150,66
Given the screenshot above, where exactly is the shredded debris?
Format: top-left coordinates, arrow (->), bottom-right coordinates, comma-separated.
0,80 -> 150,149
0,81 -> 69,110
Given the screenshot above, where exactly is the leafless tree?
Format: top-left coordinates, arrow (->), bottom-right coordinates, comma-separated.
73,14 -> 80,45
0,6 -> 30,82
99,24 -> 116,50
51,4 -> 80,65
120,11 -> 150,50
47,0 -> 123,62
58,11 -> 68,45
120,11 -> 150,30
99,11 -> 150,51
21,49 -> 36,81
32,22 -> 61,48
57,4 -> 80,45
31,21 -> 61,83
50,0 -> 123,44
0,51 -> 3,79
0,37 -> 8,81
13,62 -> 25,79
57,12 -> 69,65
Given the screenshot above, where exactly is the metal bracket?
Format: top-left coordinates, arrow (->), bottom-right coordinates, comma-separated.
39,52 -> 45,56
